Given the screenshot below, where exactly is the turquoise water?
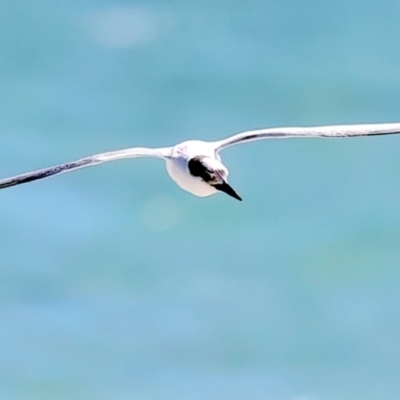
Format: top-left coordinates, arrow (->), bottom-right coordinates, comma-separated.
1,1 -> 400,399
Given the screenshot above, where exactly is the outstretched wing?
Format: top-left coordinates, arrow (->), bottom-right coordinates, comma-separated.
0,146 -> 171,190
213,123 -> 400,152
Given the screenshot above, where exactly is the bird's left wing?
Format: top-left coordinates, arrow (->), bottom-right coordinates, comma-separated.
213,123 -> 400,152
0,146 -> 171,190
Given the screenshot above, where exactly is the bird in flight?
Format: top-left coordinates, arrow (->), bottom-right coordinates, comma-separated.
1,122 -> 400,201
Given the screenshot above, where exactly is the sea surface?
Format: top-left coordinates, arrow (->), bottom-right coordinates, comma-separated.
1,1 -> 400,399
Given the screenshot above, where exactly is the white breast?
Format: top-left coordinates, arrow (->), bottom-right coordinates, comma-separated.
165,140 -> 219,197
166,158 -> 217,197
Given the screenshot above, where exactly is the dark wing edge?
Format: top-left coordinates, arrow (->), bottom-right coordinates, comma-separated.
0,157 -> 98,189
0,146 -> 172,190
213,123 -> 400,152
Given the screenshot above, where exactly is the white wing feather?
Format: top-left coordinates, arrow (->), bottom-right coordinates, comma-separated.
0,146 -> 171,189
213,123 -> 400,152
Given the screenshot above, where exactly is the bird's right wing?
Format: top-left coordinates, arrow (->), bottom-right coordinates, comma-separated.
213,123 -> 400,152
0,146 -> 171,190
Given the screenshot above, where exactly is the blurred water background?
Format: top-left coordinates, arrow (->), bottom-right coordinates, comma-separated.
1,1 -> 400,399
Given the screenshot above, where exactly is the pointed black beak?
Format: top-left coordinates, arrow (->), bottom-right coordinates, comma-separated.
213,181 -> 242,201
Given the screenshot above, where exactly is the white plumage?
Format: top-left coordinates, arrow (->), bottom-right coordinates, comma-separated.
1,122 -> 400,201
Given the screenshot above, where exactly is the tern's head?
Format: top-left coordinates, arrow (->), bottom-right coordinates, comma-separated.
187,156 -> 242,201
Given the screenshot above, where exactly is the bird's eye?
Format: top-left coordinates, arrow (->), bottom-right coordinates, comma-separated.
204,171 -> 217,182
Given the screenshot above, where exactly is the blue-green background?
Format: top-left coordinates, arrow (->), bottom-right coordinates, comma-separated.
1,1 -> 400,399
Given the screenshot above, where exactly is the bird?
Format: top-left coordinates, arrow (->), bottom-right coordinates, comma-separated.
1,122 -> 400,201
